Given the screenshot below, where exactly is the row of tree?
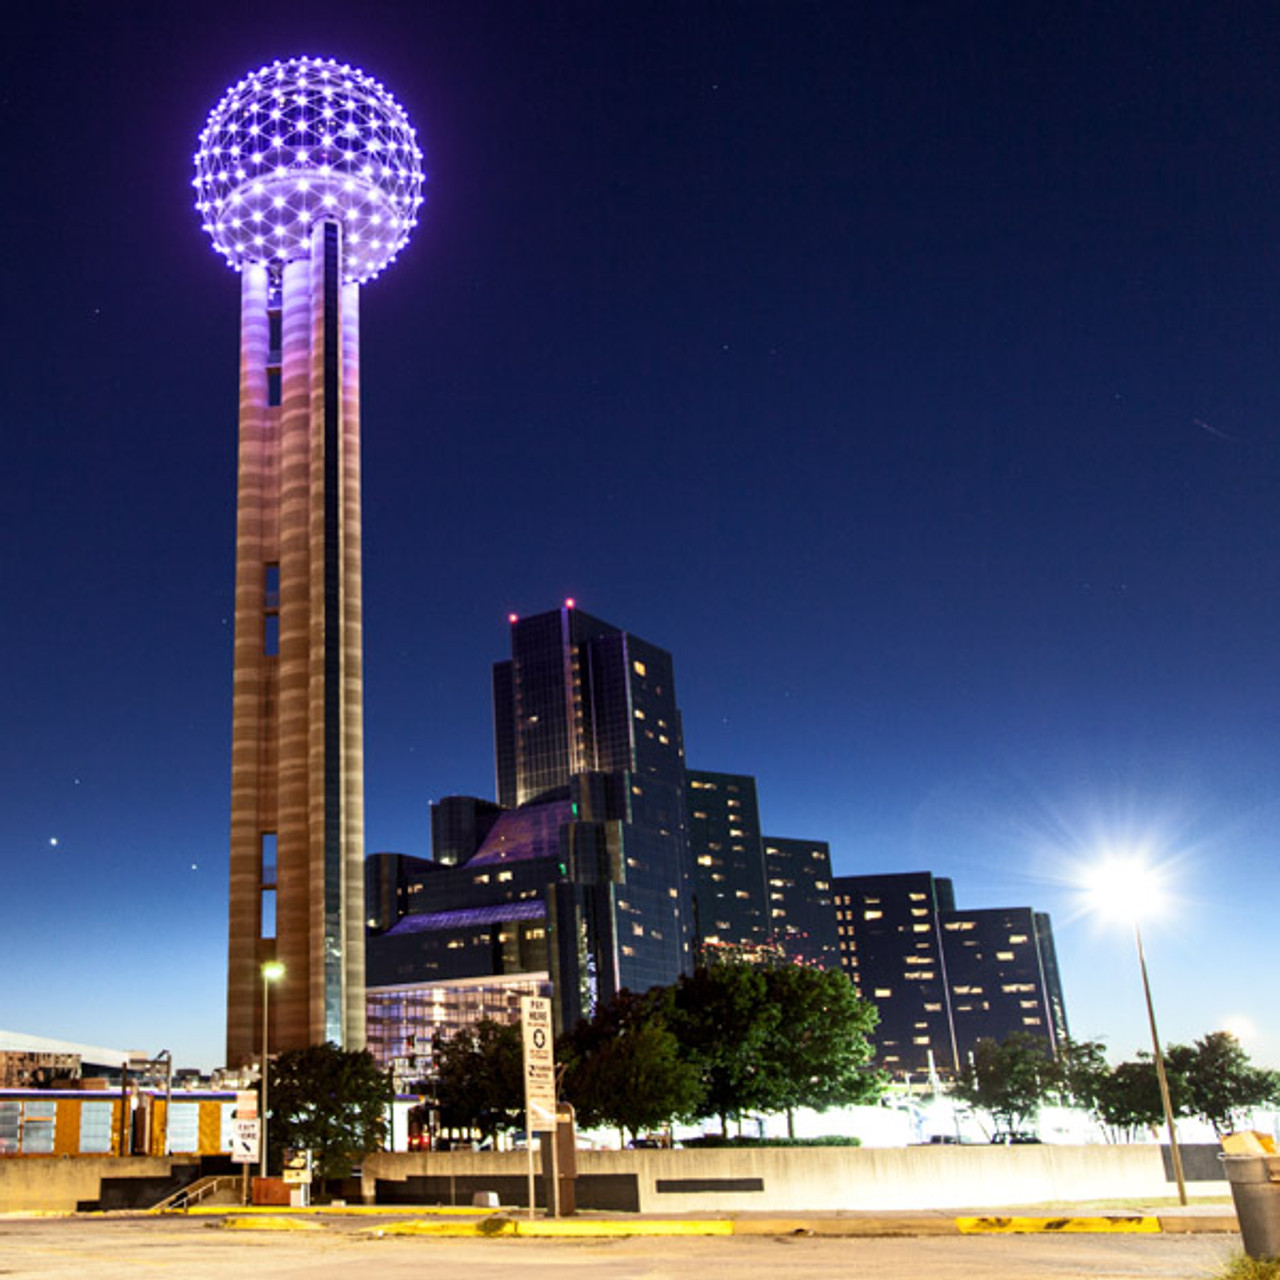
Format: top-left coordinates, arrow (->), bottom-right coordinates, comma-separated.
260,996 -> 1277,1180
434,958 -> 883,1144
955,1030 -> 1280,1139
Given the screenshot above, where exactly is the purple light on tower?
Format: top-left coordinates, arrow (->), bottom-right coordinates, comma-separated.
198,56 -> 424,1066
194,55 -> 424,281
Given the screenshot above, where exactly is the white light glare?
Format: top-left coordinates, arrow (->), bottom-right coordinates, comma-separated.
1082,851 -> 1171,926
1222,1015 -> 1255,1045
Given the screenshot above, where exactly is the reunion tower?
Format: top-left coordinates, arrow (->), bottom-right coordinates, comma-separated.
194,57 -> 424,1064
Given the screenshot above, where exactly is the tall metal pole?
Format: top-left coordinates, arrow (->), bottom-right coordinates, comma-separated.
1135,921 -> 1188,1205
158,1050 -> 171,1157
260,969 -> 270,1182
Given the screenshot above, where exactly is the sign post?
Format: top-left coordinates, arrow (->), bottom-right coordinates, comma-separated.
520,996 -> 556,1218
232,1091 -> 259,1204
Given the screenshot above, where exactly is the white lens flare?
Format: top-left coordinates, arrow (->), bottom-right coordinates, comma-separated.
1081,849 -> 1171,925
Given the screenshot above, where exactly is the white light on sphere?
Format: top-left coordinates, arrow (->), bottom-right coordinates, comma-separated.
195,55 -> 423,284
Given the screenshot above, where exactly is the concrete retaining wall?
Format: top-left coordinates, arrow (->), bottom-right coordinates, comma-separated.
2,1144 -> 1227,1214
364,1144 -> 1228,1212
0,1156 -> 183,1212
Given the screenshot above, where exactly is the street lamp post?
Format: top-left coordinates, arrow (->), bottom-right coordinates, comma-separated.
260,961 -> 285,1181
1132,920 -> 1188,1206
1086,856 -> 1188,1207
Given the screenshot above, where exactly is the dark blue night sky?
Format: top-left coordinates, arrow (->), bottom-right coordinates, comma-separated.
3,2 -> 1278,1069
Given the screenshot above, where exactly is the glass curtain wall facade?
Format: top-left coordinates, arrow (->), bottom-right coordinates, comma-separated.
686,771 -> 769,953
832,874 -> 1071,1078
491,603 -> 695,1008
940,905 -> 1069,1063
366,973 -> 552,1090
762,836 -> 840,967
832,871 -> 960,1078
367,603 -> 697,1047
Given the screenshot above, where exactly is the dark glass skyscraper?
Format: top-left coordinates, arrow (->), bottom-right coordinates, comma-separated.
494,604 -> 685,808
940,905 -> 1069,1062
492,603 -> 695,1012
367,604 -> 697,1043
762,836 -> 840,968
832,872 -> 1070,1078
685,771 -> 841,967
686,771 -> 769,951
832,871 -> 959,1077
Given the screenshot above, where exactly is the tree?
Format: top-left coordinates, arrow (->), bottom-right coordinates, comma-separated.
267,1042 -> 393,1183
431,1019 -> 524,1144
665,956 -> 886,1135
560,990 -> 704,1142
1092,1056 -> 1189,1139
668,960 -> 781,1132
1167,1032 -> 1280,1136
953,1033 -> 1055,1134
1051,1038 -> 1112,1118
756,963 -> 883,1136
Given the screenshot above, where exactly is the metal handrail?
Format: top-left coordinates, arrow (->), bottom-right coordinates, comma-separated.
151,1174 -> 239,1212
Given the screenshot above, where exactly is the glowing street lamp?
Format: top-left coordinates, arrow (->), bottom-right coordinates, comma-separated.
260,961 -> 285,1180
1084,856 -> 1187,1206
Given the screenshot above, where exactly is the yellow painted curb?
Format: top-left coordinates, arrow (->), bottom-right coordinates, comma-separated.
181,1203 -> 490,1217
224,1215 -> 326,1231
729,1216 -> 959,1237
519,1218 -> 734,1237
368,1216 -> 734,1238
956,1215 -> 1160,1235
367,1219 -> 515,1238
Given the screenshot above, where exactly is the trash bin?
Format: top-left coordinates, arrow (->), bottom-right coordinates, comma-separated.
1221,1154 -> 1280,1258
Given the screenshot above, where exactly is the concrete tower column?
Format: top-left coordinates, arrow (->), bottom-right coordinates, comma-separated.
340,279 -> 367,1048
226,262 -> 275,1065
225,222 -> 366,1064
202,54 -> 420,1069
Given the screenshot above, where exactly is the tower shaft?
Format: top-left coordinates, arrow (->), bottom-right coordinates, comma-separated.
226,222 -> 366,1065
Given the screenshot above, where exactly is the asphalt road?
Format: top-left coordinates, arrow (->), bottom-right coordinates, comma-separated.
0,1216 -> 1241,1280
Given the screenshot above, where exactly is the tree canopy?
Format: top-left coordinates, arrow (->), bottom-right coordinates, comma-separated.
1092,1057 -> 1174,1137
952,1032 -> 1056,1134
1168,1032 -> 1280,1136
557,957 -> 882,1137
752,962 -> 882,1135
267,1042 -> 393,1182
559,989 -> 703,1141
431,1019 -> 525,1143
667,960 -> 780,1131
954,1029 -> 1279,1142
1050,1038 -> 1111,1114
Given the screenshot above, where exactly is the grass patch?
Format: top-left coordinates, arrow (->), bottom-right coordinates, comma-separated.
1215,1254 -> 1280,1280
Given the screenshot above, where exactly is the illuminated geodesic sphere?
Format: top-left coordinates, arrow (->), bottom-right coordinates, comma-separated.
194,55 -> 424,284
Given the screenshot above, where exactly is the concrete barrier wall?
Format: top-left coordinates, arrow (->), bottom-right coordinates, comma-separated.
3,1144 -> 1228,1214
0,1157 -> 177,1212
364,1144 -> 1228,1212
615,1145 -> 1216,1211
